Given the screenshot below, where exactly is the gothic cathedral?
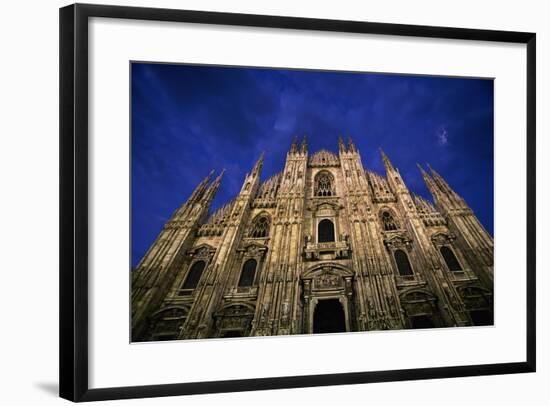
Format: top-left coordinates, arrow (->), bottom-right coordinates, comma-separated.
131,137 -> 494,341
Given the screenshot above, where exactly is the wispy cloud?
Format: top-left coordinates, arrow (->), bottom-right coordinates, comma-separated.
437,127 -> 449,145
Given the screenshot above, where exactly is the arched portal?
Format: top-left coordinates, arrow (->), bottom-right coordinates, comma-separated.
400,290 -> 441,329
458,286 -> 493,326
313,299 -> 346,334
146,307 -> 188,341
213,303 -> 255,338
302,263 -> 354,334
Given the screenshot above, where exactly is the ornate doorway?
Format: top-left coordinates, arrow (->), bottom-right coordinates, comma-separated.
313,299 -> 346,333
213,303 -> 255,337
400,290 -> 443,329
301,263 -> 354,334
458,286 -> 494,326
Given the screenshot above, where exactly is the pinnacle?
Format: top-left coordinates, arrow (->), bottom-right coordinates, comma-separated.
290,135 -> 298,153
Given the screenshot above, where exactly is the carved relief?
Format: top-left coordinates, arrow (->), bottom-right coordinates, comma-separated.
302,264 -> 354,295
315,273 -> 343,290
309,150 -> 340,167
399,290 -> 440,327
188,245 -> 215,260
237,242 -> 268,259
134,143 -> 493,341
381,210 -> 399,231
383,233 -> 413,252
458,285 -> 493,309
214,304 -> 255,335
431,232 -> 456,246
314,171 -> 336,197
248,214 -> 270,238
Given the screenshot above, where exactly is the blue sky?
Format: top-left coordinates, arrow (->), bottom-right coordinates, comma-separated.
131,63 -> 494,268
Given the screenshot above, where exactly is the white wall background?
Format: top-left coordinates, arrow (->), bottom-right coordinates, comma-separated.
0,0 -> 546,404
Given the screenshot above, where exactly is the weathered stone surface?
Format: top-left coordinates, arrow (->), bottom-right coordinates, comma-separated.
132,138 -> 494,341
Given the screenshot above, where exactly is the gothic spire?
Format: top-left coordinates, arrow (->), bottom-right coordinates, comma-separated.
427,164 -> 466,206
379,147 -> 396,173
348,136 -> 357,153
417,162 -> 429,179
188,169 -> 214,201
418,163 -> 450,208
290,135 -> 298,154
172,169 -> 216,219
251,152 -> 264,177
300,135 -> 308,153
418,163 -> 438,195
202,169 -> 225,204
338,135 -> 346,154
174,169 -> 214,218
427,164 -> 451,192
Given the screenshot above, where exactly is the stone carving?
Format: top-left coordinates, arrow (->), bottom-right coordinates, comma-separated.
314,171 -> 336,197
315,273 -> 342,289
309,149 -> 340,167
387,295 -> 398,317
132,141 -> 494,341
383,233 -> 413,251
187,244 -> 216,260
381,210 -> 399,231
260,304 -> 270,321
214,304 -> 255,334
431,232 -> 456,246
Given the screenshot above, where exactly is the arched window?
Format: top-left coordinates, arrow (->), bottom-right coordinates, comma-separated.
181,260 -> 206,290
440,246 -> 462,272
318,219 -> 335,243
315,172 -> 335,196
250,216 -> 270,238
238,259 -> 257,287
394,249 -> 413,276
381,211 -> 399,231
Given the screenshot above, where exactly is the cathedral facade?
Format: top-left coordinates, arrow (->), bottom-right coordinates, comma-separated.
131,137 -> 494,341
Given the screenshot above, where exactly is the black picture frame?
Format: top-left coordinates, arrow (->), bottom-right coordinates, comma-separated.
59,3 -> 536,402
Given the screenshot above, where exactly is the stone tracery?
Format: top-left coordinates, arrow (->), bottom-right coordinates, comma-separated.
132,139 -> 494,341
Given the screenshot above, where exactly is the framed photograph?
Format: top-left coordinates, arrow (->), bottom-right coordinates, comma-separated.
59,3 -> 536,402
